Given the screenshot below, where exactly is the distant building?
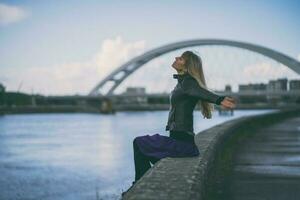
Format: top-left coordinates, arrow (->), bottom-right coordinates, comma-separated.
123,87 -> 146,95
289,80 -> 300,91
267,78 -> 288,91
239,83 -> 267,92
120,87 -> 147,104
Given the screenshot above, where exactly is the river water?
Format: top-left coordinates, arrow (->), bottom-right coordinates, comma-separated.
0,109 -> 277,200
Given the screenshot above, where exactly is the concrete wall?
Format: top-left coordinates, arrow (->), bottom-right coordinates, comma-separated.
122,107 -> 300,200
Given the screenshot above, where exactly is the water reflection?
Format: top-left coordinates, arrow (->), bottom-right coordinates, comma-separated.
0,109 -> 277,199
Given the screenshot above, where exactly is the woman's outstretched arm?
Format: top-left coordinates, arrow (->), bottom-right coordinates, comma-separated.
181,79 -> 226,105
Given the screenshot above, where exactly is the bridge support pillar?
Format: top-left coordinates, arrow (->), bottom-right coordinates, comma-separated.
100,98 -> 115,114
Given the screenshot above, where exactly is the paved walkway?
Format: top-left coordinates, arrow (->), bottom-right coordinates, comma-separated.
227,116 -> 300,200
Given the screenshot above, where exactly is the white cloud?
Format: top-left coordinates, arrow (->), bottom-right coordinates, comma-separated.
2,36 -> 146,95
243,62 -> 275,77
298,53 -> 300,62
242,62 -> 299,83
93,36 -> 146,77
243,62 -> 292,77
0,3 -> 29,26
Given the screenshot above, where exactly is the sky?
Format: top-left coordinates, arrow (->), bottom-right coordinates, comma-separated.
0,0 -> 300,95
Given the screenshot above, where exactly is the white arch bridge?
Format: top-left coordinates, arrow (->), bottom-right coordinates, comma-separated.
89,38 -> 300,96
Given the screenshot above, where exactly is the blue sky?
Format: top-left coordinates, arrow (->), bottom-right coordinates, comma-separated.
1,0 -> 300,95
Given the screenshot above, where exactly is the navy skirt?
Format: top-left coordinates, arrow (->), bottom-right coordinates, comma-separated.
134,131 -> 200,159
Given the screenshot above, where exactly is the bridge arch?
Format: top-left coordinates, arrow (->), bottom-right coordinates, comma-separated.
89,39 -> 300,96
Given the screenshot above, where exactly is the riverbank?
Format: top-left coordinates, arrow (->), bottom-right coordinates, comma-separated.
122,106 -> 300,200
0,104 -> 299,115
0,105 -> 103,115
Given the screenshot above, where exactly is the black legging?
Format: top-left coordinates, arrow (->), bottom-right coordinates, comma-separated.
133,138 -> 161,182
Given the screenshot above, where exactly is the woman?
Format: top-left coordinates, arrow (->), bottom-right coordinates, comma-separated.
122,51 -> 236,196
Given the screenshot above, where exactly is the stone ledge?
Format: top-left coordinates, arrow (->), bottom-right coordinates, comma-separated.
122,107 -> 300,200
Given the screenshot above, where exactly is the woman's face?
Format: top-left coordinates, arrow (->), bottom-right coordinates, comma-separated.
171,55 -> 186,72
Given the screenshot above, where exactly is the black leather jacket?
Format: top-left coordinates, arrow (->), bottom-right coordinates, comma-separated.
166,73 -> 225,136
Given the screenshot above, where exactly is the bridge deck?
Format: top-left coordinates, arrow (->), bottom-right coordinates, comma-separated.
226,116 -> 300,200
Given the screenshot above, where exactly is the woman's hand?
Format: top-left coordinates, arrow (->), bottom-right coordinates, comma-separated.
220,96 -> 236,109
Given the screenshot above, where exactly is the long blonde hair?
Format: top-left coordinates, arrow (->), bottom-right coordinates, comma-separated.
181,50 -> 214,119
